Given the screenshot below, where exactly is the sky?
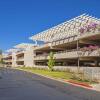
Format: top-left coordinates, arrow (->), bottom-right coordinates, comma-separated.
0,0 -> 100,51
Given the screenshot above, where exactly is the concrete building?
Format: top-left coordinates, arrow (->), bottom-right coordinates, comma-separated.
3,43 -> 37,67
3,14 -> 100,71
29,14 -> 100,71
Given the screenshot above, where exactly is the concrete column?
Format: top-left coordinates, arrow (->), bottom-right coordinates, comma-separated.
12,52 -> 17,67
95,61 -> 99,67
33,50 -> 36,67
77,40 -> 80,72
24,46 -> 34,67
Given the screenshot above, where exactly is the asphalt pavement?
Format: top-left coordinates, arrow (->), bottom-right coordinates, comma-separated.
0,68 -> 100,100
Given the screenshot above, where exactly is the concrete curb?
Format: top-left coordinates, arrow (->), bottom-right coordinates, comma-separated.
15,68 -> 99,92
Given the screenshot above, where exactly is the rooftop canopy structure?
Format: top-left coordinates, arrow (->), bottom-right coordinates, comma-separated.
6,49 -> 18,53
30,14 -> 100,43
14,43 -> 37,49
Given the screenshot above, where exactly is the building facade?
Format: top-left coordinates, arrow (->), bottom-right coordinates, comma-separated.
3,43 -> 37,67
3,14 -> 100,71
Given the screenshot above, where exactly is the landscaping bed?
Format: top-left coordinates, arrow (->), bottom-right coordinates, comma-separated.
17,67 -> 72,80
16,67 -> 96,87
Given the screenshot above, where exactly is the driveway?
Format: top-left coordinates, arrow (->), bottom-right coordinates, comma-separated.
0,68 -> 100,100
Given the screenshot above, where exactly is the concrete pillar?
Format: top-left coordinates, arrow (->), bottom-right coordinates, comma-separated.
77,40 -> 80,72
24,46 -> 34,67
95,61 -> 99,67
12,52 -> 17,67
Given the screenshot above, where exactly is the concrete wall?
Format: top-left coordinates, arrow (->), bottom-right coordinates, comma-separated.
34,65 -> 100,80
24,46 -> 34,67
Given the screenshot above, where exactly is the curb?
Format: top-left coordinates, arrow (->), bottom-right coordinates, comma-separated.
15,68 -> 98,91
66,80 -> 92,88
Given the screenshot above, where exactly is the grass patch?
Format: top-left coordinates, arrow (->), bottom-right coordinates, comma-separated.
17,67 -> 72,80
16,67 -> 97,84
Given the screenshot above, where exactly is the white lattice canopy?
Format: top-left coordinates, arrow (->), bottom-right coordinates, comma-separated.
6,49 -> 18,53
14,43 -> 36,49
30,14 -> 100,42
